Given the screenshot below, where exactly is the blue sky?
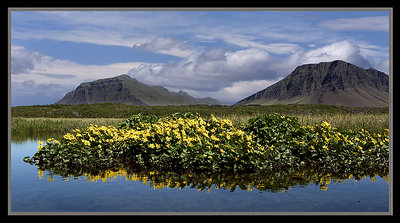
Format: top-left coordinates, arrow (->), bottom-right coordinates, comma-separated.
10,10 -> 390,106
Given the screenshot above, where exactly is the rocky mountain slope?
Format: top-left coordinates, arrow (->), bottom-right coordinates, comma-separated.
235,60 -> 389,107
56,74 -> 222,106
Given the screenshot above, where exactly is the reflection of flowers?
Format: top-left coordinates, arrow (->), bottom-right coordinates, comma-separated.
38,167 -> 389,193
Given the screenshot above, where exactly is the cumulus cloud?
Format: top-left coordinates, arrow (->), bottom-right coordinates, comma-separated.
11,46 -> 50,74
128,47 -> 287,93
377,59 -> 389,74
213,79 -> 278,104
297,40 -> 374,69
132,37 -> 193,57
317,16 -> 389,32
11,46 -> 143,83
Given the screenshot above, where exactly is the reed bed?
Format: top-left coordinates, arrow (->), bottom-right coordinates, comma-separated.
11,103 -> 389,138
296,113 -> 389,133
11,117 -> 125,135
11,112 -> 388,138
215,113 -> 389,133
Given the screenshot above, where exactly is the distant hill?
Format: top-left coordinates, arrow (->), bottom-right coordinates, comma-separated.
235,60 -> 389,107
56,74 -> 222,106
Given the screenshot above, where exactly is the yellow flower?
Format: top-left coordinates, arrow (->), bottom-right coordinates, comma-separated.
246,135 -> 252,141
321,121 -> 331,129
82,140 -> 91,146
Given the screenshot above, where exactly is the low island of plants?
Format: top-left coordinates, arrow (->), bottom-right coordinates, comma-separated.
24,112 -> 389,176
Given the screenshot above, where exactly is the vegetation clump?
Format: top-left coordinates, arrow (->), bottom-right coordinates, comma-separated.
24,113 -> 389,175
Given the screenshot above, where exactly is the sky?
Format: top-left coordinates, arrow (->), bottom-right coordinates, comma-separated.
10,10 -> 390,106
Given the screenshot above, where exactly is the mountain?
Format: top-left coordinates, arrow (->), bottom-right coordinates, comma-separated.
56,74 -> 222,106
235,60 -> 389,107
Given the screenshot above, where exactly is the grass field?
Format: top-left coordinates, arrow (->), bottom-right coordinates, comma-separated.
11,103 -> 389,136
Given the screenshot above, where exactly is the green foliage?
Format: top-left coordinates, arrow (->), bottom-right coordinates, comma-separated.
118,113 -> 160,129
244,114 -> 389,173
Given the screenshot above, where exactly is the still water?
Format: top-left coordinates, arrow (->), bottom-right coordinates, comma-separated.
10,137 -> 390,213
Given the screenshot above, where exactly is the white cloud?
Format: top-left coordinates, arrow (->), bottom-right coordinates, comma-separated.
11,45 -> 51,74
128,47 -> 286,93
298,40 -> 374,69
317,16 -> 389,32
132,37 -> 193,57
12,28 -> 137,47
377,59 -> 389,74
215,79 -> 278,104
213,33 -> 301,55
11,11 -> 199,48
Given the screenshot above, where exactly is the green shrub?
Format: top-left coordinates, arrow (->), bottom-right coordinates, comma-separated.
24,113 -> 389,176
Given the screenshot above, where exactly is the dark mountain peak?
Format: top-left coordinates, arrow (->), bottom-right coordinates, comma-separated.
113,74 -> 132,80
329,59 -> 348,65
235,60 -> 389,107
177,90 -> 190,96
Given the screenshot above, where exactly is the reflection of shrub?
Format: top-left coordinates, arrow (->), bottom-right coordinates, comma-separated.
24,113 -> 389,174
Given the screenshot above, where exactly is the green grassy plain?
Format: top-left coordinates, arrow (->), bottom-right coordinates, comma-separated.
11,103 -> 389,135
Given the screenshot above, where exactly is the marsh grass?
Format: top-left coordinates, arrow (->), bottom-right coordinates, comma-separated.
11,117 -> 124,136
11,112 -> 388,138
216,113 -> 388,134
296,113 -> 389,133
11,104 -> 389,136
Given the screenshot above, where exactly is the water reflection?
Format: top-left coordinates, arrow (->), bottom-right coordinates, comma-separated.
36,165 -> 389,193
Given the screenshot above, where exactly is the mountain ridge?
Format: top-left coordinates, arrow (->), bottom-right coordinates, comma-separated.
56,74 -> 222,106
235,60 -> 389,107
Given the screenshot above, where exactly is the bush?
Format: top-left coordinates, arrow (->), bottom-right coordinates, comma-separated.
24,112 -> 389,176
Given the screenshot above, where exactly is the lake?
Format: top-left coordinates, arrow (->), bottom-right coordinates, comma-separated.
10,136 -> 390,214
